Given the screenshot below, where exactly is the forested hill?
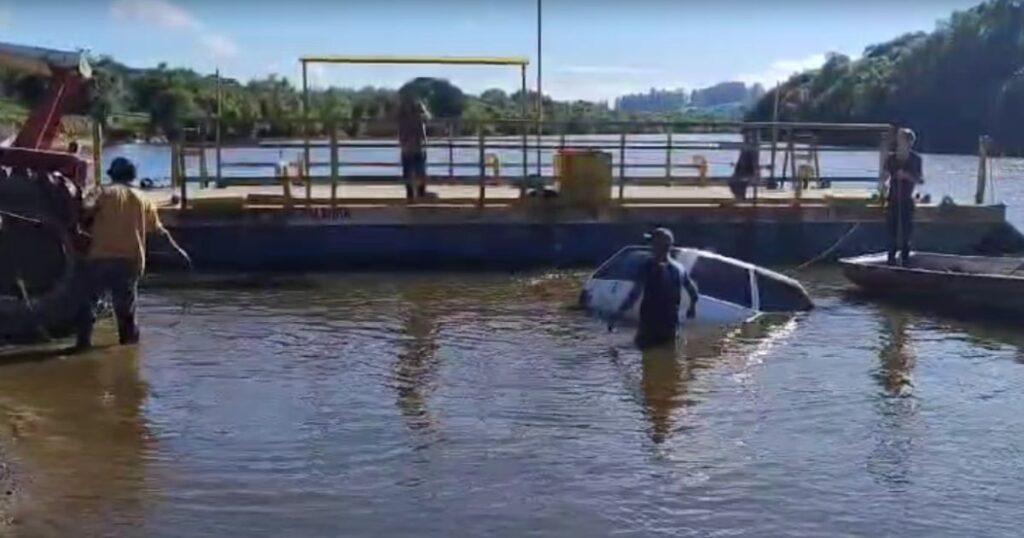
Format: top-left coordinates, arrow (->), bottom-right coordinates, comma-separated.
746,0 -> 1024,154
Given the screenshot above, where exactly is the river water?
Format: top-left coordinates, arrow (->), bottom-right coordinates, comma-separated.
2,143 -> 1024,536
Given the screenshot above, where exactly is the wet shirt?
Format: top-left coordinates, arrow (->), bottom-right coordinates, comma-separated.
885,151 -> 922,204
87,184 -> 165,272
637,258 -> 685,339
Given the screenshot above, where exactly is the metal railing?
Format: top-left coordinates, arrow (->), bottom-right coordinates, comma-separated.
170,118 -> 897,209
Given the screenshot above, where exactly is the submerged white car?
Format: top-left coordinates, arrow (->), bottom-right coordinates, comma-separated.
580,247 -> 814,325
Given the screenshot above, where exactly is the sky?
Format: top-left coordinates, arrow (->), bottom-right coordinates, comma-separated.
0,0 -> 983,101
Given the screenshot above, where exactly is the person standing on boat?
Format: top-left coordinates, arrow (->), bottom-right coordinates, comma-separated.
74,157 -> 190,351
884,128 -> 924,266
397,95 -> 431,200
609,228 -> 699,349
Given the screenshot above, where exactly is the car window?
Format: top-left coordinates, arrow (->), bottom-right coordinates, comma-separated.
756,272 -> 812,312
593,248 -> 651,280
689,256 -> 752,308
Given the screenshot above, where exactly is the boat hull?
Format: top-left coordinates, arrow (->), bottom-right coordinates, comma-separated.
840,252 -> 1024,316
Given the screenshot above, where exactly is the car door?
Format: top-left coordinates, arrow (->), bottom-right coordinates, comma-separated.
687,255 -> 756,324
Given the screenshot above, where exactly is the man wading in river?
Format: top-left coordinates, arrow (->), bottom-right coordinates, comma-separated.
74,157 -> 190,351
608,228 -> 699,349
884,128 -> 924,266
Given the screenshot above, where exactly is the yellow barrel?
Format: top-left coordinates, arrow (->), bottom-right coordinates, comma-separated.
554,150 -> 612,207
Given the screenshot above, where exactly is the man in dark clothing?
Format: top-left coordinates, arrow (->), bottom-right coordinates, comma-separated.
730,129 -> 759,200
397,97 -> 431,200
884,128 -> 924,266
609,228 -> 699,349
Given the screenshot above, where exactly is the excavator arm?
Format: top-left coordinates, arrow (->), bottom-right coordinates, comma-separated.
0,42 -> 92,183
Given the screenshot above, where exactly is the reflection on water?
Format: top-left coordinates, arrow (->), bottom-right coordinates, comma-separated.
868,308 -> 919,489
0,343 -> 151,536
0,269 -> 1023,536
639,344 -> 689,444
393,285 -> 442,439
876,310 -> 916,396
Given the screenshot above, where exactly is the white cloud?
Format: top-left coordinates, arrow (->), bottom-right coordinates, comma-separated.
558,65 -> 661,76
736,53 -> 827,87
110,0 -> 238,62
111,0 -> 196,30
199,34 -> 238,60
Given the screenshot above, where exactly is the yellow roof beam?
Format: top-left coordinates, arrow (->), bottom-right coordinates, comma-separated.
300,55 -> 529,66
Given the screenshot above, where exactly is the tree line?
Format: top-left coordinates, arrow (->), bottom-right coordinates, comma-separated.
746,0 -> 1024,154
0,55 -> 727,144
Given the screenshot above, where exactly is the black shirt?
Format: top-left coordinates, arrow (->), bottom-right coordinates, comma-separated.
885,151 -> 922,203
636,257 -> 684,337
733,148 -> 759,179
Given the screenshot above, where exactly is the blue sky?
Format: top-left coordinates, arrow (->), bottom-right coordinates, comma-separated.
0,0 -> 982,101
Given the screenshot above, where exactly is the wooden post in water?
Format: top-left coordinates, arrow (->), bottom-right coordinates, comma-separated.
330,123 -> 339,208
198,127 -> 209,188
173,143 -> 187,209
478,127 -> 486,208
976,135 -> 990,205
91,120 -> 103,188
618,131 -> 626,201
770,83 -> 781,184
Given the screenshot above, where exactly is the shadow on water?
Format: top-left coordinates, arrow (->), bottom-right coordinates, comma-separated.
392,284 -> 443,443
0,344 -> 152,536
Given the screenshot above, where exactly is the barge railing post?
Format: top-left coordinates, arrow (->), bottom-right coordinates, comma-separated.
301,60 -> 312,207
976,135 -> 990,205
215,68 -> 223,189
448,120 -> 455,179
618,131 -> 627,201
520,64 -> 529,199
665,128 -> 673,181
878,127 -> 892,198
478,126 -> 486,208
330,122 -> 339,208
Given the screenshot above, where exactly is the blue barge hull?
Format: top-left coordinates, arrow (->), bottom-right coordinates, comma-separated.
157,203 -> 1024,270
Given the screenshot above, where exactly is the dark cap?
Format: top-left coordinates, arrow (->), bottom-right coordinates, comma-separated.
644,227 -> 674,243
107,157 -> 136,183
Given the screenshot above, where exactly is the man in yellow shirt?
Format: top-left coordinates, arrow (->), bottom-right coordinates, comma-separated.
75,157 -> 190,350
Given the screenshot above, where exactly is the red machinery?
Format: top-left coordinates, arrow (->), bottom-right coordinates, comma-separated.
0,41 -> 92,185
0,42 -> 95,344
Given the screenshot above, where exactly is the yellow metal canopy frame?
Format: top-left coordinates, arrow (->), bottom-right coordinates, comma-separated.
297,53 -> 534,191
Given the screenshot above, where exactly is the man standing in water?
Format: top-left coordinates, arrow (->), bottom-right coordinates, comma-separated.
609,228 -> 699,349
884,128 -> 924,266
397,96 -> 431,200
74,157 -> 190,351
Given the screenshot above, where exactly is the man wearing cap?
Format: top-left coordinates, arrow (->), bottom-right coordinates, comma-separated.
74,157 -> 190,350
884,128 -> 924,266
609,228 -> 699,349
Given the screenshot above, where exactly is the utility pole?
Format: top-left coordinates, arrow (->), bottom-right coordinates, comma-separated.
536,0 -> 543,176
